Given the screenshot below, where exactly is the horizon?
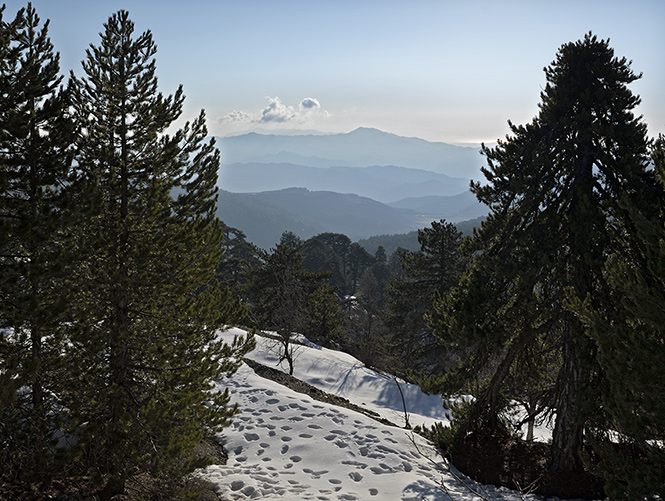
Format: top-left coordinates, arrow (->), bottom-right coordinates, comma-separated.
215,125 -> 488,148
4,0 -> 664,144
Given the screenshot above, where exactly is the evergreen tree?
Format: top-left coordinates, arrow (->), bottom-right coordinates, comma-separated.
63,11 -> 251,495
306,282 -> 344,347
0,4 -> 73,481
246,232 -> 323,374
386,220 -> 465,374
302,232 -> 353,295
216,223 -> 262,298
428,34 -> 654,472
576,134 -> 665,498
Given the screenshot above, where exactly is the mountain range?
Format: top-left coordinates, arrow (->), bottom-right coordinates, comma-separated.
214,128 -> 489,249
216,127 -> 484,178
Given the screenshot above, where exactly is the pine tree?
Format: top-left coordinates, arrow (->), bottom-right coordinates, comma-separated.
62,11 -> 252,495
302,233 -> 354,295
0,4 -> 73,481
576,134 -> 665,498
386,220 -> 465,374
246,232 -> 324,374
428,34 -> 654,473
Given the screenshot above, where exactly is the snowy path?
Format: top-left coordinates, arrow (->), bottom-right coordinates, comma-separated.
203,363 -> 514,500
199,330 -> 549,500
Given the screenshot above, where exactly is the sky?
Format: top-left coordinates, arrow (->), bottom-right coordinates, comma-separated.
4,0 -> 665,145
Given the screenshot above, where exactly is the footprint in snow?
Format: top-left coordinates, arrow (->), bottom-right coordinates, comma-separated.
342,460 -> 368,469
349,471 -> 363,482
266,398 -> 279,404
243,432 -> 260,441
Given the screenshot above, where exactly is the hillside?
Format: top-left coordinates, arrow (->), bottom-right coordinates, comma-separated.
218,162 -> 470,203
216,188 -> 487,250
216,189 -> 417,249
198,329 -> 550,500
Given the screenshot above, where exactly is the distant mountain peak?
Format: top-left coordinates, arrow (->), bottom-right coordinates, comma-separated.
215,128 -> 484,178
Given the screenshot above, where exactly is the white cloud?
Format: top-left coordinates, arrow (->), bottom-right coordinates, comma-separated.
217,96 -> 329,130
259,96 -> 296,123
299,97 -> 320,110
219,109 -> 254,123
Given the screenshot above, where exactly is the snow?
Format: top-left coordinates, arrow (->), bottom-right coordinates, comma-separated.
198,328 -> 558,500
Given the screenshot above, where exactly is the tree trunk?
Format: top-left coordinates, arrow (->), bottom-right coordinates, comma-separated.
550,320 -> 586,472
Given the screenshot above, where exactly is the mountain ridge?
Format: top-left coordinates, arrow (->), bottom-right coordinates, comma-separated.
216,187 -> 487,250
215,127 -> 484,178
219,162 -> 471,203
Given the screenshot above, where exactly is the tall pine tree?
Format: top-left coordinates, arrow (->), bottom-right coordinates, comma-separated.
576,134 -> 665,499
63,11 -> 251,495
0,4 -> 73,482
428,34 -> 655,473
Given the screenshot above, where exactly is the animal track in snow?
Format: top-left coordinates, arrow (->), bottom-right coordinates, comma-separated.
348,471 -> 363,482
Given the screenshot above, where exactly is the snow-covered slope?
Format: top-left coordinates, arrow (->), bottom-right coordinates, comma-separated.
199,329 -> 555,500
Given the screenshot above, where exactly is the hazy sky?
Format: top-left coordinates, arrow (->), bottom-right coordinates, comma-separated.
5,0 -> 664,144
